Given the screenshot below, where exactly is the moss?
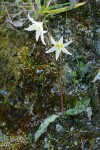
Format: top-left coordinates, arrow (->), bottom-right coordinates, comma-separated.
0,132 -> 28,150
0,16 -> 30,89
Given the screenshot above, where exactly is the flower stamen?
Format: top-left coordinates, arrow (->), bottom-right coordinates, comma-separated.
56,44 -> 64,49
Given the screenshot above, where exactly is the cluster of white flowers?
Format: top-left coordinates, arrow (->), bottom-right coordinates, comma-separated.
25,13 -> 73,60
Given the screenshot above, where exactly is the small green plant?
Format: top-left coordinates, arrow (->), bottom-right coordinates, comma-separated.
24,0 -> 87,115
34,98 -> 90,142
44,134 -> 56,150
45,36 -> 73,114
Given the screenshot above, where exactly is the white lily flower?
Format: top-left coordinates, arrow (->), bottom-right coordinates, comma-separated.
24,13 -> 47,45
45,36 -> 72,60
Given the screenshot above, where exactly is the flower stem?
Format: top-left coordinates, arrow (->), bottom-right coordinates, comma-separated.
59,53 -> 64,115
54,53 -> 64,115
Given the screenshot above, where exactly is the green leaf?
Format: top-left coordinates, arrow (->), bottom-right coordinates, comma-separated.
35,0 -> 41,12
65,98 -> 90,115
44,2 -> 70,10
40,2 -> 86,15
35,114 -> 59,142
42,0 -> 52,9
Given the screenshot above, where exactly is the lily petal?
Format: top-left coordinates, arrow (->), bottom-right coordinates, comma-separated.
56,49 -> 61,60
28,13 -> 37,24
58,36 -> 63,44
62,48 -> 72,55
45,46 -> 56,53
24,24 -> 37,31
64,40 -> 73,47
36,29 -> 41,41
41,33 -> 46,45
50,36 -> 57,45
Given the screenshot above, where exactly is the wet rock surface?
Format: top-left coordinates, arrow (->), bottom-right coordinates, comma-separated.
0,0 -> 100,149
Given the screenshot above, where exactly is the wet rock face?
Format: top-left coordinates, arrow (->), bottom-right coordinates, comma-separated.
0,0 -> 100,149
94,28 -> 100,55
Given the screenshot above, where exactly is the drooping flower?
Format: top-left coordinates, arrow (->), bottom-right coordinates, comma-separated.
45,36 -> 72,60
24,13 -> 47,45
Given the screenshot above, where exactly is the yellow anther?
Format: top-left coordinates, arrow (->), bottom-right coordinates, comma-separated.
56,44 -> 64,49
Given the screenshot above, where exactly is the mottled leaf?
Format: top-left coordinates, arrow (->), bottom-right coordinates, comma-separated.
35,115 -> 59,142
65,98 -> 90,115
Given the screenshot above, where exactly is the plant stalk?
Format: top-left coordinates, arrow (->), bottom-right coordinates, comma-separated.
59,53 -> 64,115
